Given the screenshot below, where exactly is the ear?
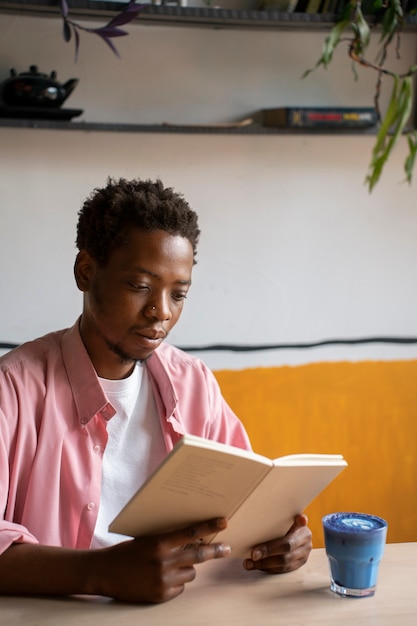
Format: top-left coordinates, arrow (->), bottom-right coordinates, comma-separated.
74,250 -> 96,292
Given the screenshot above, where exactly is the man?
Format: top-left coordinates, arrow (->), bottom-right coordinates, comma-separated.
0,177 -> 312,603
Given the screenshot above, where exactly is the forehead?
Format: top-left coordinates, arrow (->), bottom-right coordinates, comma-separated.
108,228 -> 194,275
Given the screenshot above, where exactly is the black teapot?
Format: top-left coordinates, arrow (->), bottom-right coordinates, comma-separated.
0,65 -> 79,108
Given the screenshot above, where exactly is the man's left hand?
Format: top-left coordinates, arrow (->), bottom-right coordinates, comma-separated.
243,514 -> 312,574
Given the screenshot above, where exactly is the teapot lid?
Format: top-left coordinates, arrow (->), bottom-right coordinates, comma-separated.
11,65 -> 56,79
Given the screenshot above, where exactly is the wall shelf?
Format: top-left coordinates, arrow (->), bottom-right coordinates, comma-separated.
0,117 -> 379,134
0,1 -> 337,30
0,1 -> 410,136
1,0 -> 417,31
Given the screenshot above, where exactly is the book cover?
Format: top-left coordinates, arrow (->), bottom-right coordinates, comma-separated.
262,107 -> 378,128
109,435 -> 347,558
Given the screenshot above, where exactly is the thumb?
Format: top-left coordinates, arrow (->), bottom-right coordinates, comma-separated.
286,513 -> 309,534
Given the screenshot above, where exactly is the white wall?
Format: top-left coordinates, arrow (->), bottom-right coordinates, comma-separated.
1,10 -> 417,369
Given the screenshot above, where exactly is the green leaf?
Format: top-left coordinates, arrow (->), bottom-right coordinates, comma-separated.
355,9 -> 371,49
302,19 -> 351,77
404,132 -> 417,184
380,0 -> 403,43
366,76 -> 414,191
370,77 -> 400,159
305,0 -> 417,190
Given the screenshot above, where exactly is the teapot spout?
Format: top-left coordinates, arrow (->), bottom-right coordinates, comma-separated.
62,78 -> 79,102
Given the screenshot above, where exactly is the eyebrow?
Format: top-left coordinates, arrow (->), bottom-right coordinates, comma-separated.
132,267 -> 192,286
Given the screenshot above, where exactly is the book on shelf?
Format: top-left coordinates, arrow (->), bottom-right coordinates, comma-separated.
109,434 -> 347,558
262,107 -> 378,129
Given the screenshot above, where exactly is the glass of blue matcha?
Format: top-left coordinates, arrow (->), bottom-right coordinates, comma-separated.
322,512 -> 388,597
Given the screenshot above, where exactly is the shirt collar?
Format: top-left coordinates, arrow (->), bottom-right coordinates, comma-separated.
61,318 -> 116,426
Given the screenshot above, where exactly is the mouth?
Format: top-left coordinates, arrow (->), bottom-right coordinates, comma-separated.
133,328 -> 166,349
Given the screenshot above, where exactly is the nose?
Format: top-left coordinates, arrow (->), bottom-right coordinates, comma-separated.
145,297 -> 172,321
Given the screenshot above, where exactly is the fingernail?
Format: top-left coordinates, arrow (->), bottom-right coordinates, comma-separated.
216,518 -> 228,529
252,549 -> 263,561
221,544 -> 231,556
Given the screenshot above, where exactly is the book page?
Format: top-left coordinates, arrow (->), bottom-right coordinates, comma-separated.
109,438 -> 271,538
273,453 -> 346,466
213,461 -> 347,559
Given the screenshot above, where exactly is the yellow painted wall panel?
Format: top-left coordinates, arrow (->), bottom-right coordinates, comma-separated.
214,360 -> 417,548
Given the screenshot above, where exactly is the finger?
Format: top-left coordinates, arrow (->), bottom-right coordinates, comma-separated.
165,517 -> 228,548
244,525 -> 312,570
244,532 -> 312,573
293,513 -> 308,528
286,513 -> 309,534
191,540 -> 231,563
160,565 -> 205,604
155,539 -> 231,602
252,514 -> 310,557
162,564 -> 197,589
247,549 -> 310,574
247,513 -> 308,561
172,540 -> 231,567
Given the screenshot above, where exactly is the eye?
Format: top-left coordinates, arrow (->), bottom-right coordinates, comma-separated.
128,282 -> 149,292
172,292 -> 188,302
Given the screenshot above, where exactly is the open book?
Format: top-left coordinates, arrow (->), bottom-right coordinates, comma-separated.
109,434 -> 347,558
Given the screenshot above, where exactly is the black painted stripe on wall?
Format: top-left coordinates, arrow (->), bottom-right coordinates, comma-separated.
177,337 -> 417,352
2,337 -> 417,353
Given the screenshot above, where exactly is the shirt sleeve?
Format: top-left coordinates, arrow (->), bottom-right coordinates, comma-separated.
0,407 -> 39,555
202,365 -> 253,451
0,523 -> 39,555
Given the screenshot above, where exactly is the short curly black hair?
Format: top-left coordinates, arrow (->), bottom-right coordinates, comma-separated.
76,177 -> 200,266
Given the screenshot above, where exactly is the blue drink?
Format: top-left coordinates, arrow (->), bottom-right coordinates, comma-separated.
322,512 -> 388,598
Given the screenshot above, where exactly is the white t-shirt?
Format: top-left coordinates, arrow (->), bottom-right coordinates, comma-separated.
90,363 -> 166,548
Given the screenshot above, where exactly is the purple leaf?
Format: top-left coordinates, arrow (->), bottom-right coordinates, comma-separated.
97,34 -> 122,58
74,27 -> 81,63
87,26 -> 129,38
59,0 -> 143,59
63,20 -> 72,42
60,0 -> 69,18
106,1 -> 144,28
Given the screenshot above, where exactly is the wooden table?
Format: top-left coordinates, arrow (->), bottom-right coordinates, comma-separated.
1,542 -> 415,625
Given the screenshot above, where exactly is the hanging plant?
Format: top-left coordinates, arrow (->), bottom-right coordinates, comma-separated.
304,0 -> 417,191
59,0 -> 144,60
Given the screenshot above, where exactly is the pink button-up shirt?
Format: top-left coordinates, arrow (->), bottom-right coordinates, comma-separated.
0,320 -> 251,555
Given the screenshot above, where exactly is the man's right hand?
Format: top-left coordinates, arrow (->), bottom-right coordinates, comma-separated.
90,517 -> 231,603
0,517 -> 231,604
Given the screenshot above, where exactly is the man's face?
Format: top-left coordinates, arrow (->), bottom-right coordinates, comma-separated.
76,228 -> 194,379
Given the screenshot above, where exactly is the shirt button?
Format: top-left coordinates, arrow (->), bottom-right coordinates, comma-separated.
80,418 -> 88,426
93,445 -> 101,454
87,502 -> 96,511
